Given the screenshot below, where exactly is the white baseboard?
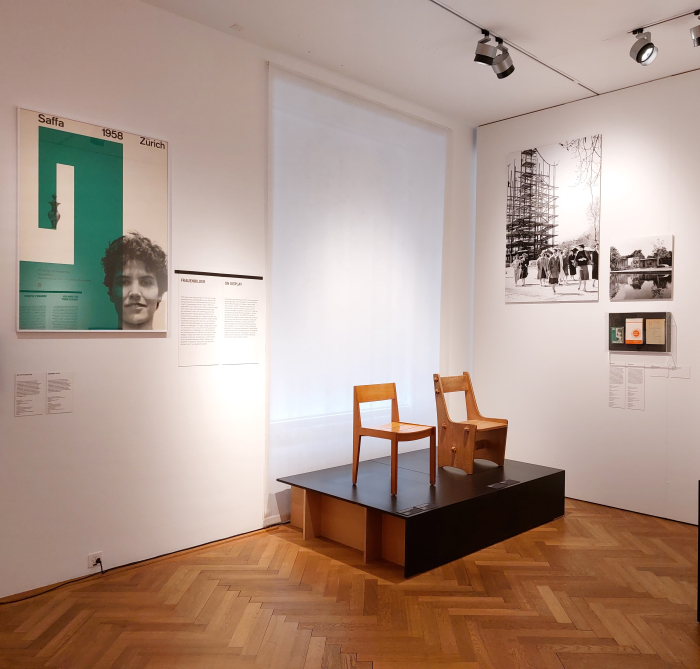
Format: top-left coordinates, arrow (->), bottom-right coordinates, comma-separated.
263,513 -> 290,527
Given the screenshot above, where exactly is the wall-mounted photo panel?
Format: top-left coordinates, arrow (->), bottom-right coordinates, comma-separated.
505,134 -> 601,303
18,109 -> 169,331
609,234 -> 673,301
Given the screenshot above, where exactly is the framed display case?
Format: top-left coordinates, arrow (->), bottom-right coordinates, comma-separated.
608,312 -> 671,353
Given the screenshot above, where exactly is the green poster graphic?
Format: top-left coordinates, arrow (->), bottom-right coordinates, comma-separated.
18,110 -> 169,331
21,127 -> 124,329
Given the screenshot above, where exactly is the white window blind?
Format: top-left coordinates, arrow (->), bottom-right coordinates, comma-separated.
267,67 -> 448,521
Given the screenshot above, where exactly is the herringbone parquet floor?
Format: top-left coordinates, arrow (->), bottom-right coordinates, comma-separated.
0,499 -> 698,669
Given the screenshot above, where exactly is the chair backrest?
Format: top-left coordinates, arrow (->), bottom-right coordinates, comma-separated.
433,372 -> 483,422
353,383 -> 399,428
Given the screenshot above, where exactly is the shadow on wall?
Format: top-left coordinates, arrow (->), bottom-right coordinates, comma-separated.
266,489 -> 291,526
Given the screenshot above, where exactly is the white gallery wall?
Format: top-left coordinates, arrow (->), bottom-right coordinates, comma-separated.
0,0 -> 475,597
0,0 -> 268,599
267,69 -> 450,522
474,70 -> 700,524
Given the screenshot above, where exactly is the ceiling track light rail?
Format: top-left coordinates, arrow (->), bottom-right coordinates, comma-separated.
626,8 -> 700,33
428,0 -> 700,112
426,0 -> 599,94
627,8 -> 700,66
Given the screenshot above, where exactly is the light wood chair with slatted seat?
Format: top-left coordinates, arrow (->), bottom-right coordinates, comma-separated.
433,372 -> 507,475
352,383 -> 436,496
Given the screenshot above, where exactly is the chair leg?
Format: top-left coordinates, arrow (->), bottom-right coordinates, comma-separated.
390,435 -> 398,496
352,433 -> 362,485
429,429 -> 436,486
462,426 -> 476,475
495,427 -> 507,466
436,422 -> 450,469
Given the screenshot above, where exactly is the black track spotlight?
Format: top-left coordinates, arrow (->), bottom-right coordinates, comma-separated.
691,10 -> 700,47
474,30 -> 497,65
491,38 -> 515,79
630,29 -> 658,65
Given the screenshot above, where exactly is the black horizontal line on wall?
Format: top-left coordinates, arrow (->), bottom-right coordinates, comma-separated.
174,270 -> 263,280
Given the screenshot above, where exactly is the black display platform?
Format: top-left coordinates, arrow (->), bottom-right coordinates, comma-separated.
279,449 -> 565,577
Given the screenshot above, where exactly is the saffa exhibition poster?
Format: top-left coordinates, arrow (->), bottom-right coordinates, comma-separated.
18,109 -> 169,331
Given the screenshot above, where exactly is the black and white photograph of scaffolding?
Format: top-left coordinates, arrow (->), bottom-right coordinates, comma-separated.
505,135 -> 602,303
506,149 -> 558,266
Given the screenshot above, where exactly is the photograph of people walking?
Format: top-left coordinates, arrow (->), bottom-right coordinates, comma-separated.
505,135 -> 601,303
610,235 -> 673,301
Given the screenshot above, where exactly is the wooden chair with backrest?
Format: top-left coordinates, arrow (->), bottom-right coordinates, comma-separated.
353,383 -> 436,496
433,372 -> 507,475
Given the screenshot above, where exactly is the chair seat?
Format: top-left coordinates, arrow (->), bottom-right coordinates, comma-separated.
462,419 -> 506,431
362,421 -> 434,437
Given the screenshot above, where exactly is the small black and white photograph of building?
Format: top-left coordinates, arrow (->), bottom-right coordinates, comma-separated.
505,134 -> 601,303
609,234 -> 673,301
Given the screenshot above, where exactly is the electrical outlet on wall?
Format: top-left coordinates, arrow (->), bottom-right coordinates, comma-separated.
88,552 -> 102,569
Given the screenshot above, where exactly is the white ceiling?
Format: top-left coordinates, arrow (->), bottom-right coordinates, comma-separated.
143,0 -> 700,125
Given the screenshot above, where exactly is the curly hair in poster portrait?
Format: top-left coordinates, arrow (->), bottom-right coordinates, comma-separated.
102,232 -> 168,330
